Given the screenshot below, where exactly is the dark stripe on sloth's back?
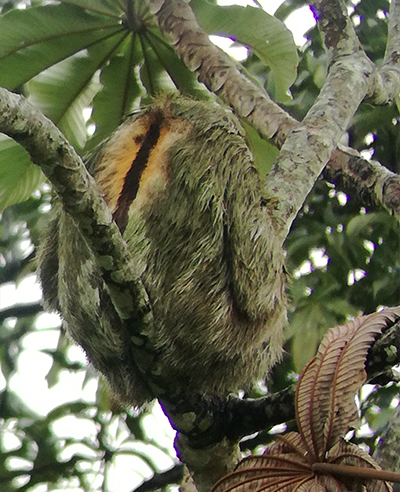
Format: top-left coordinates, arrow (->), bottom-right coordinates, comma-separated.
113,110 -> 164,233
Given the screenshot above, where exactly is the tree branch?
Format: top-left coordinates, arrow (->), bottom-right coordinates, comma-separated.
373,0 -> 400,104
160,317 -> 400,451
133,464 -> 185,492
0,87 -> 166,401
310,0 -> 362,57
147,0 -> 296,147
374,405 -> 400,475
323,145 -> 400,218
0,302 -> 43,323
263,0 -> 384,237
147,0 -> 400,239
0,88 -> 153,327
175,436 -> 240,492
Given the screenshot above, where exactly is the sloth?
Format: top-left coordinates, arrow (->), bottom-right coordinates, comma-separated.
38,96 -> 286,406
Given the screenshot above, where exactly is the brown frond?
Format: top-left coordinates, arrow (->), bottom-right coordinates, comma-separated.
212,307 -> 400,492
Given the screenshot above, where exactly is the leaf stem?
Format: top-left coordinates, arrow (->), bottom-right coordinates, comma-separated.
312,462 -> 400,483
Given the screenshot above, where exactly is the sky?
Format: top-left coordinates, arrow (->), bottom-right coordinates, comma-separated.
0,2 -> 316,491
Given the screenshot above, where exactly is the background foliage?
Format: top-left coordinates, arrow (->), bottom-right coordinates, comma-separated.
0,0 -> 399,491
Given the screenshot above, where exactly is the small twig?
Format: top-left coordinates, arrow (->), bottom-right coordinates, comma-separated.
374,0 -> 400,103
0,302 -> 43,323
0,87 -> 153,329
324,146 -> 400,221
132,464 -> 184,492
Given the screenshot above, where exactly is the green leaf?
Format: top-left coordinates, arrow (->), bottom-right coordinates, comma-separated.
0,3 -> 123,89
190,0 -> 298,102
290,303 -> 327,372
241,121 -> 279,176
145,28 -> 209,99
286,232 -> 323,265
58,0 -> 125,17
139,35 -> 176,96
324,298 -> 358,319
45,401 -> 92,422
274,0 -> 310,21
85,34 -> 144,152
0,137 -> 44,212
372,277 -> 392,298
28,33 -> 128,149
95,378 -> 112,411
346,211 -> 391,237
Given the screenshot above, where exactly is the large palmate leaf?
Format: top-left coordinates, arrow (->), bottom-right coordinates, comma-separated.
84,36 -> 144,152
144,27 -> 209,98
27,35 -> 128,149
0,0 -> 295,210
56,0 -> 125,17
0,0 -> 207,210
0,0 -> 206,131
0,3 -> 123,90
190,0 -> 299,102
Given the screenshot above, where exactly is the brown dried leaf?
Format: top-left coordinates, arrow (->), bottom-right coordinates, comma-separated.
211,432 -> 313,492
301,485 -> 326,492
211,432 -> 397,492
211,307 -> 400,492
295,356 -> 322,460
265,432 -> 307,459
321,308 -> 400,452
296,307 -> 400,460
